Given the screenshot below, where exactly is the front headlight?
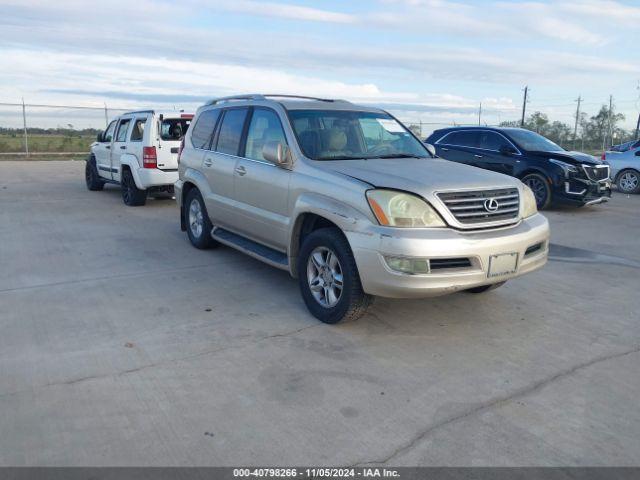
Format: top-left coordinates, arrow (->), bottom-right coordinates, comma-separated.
366,189 -> 445,227
522,184 -> 538,218
549,158 -> 577,177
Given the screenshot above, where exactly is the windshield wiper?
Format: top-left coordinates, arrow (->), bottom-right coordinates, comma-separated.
315,155 -> 367,160
367,153 -> 425,159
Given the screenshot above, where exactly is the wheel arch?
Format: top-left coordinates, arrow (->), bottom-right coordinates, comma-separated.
120,154 -> 144,189
615,167 -> 640,184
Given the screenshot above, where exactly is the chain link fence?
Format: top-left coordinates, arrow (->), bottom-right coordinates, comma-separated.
0,100 -> 505,158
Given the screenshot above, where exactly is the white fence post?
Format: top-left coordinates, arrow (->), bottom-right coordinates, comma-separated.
22,97 -> 29,157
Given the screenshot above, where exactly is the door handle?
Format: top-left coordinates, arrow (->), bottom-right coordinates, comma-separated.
203,158 -> 213,167
441,147 -> 449,151
120,146 -> 126,150
106,146 -> 110,150
474,154 -> 483,158
235,166 -> 247,176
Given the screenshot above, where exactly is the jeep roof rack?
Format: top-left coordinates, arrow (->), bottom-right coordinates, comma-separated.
263,94 -> 349,103
206,94 -> 266,106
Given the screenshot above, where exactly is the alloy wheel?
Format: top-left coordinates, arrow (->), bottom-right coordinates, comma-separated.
619,171 -> 639,192
189,198 -> 204,238
524,177 -> 548,206
307,246 -> 344,308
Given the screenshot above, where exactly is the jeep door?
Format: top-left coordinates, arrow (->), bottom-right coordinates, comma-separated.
110,117 -> 132,182
94,120 -> 116,178
232,107 -> 291,250
435,130 -> 481,166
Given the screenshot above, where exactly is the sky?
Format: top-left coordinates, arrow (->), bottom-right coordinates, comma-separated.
1,0 -> 639,132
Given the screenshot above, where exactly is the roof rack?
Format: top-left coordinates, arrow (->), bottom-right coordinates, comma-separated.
263,94 -> 349,103
205,94 -> 351,106
205,94 -> 266,106
123,109 -> 155,115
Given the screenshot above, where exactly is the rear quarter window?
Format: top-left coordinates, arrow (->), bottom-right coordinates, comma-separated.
190,110 -> 220,149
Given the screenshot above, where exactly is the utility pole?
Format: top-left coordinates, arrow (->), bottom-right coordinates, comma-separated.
520,86 -> 528,127
573,95 -> 581,150
635,113 -> 640,140
607,94 -> 613,149
21,97 -> 29,157
104,102 -> 109,128
478,102 -> 482,126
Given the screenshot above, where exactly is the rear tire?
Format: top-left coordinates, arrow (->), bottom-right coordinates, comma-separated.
298,227 -> 373,324
465,281 -> 506,294
85,158 -> 104,191
617,169 -> 640,194
521,173 -> 551,209
121,168 -> 147,206
184,188 -> 216,249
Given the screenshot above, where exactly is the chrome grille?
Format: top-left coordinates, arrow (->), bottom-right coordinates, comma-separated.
437,188 -> 520,226
582,164 -> 610,182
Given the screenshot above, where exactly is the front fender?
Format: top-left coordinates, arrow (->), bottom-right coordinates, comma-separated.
288,192 -> 375,276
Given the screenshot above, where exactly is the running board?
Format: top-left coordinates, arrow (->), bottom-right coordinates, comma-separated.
211,227 -> 289,270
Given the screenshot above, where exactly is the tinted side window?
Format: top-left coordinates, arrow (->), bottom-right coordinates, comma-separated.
115,119 -> 131,142
478,132 -> 509,151
130,118 -> 146,142
216,108 -> 248,156
442,131 -> 479,148
245,109 -> 287,162
103,121 -> 117,142
190,110 -> 220,149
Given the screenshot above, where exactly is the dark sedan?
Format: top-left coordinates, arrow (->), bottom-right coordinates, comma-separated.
425,127 -> 611,209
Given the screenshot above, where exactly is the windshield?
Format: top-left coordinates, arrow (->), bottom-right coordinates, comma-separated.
288,110 -> 429,160
507,129 -> 564,152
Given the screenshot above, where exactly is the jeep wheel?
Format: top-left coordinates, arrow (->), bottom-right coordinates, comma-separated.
522,173 -> 551,209
465,281 -> 506,294
184,188 -> 216,249
617,169 -> 640,194
85,158 -> 104,191
298,228 -> 373,324
121,169 -> 147,206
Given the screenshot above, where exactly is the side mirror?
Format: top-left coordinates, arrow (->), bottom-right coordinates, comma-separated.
499,145 -> 518,156
96,131 -> 104,142
424,143 -> 436,157
262,141 -> 292,167
635,150 -> 640,157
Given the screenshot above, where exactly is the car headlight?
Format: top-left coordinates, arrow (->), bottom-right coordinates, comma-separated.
522,184 -> 538,218
366,189 -> 445,227
549,158 -> 577,177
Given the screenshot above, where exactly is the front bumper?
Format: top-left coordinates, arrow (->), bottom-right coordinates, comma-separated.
552,170 -> 611,206
347,213 -> 549,298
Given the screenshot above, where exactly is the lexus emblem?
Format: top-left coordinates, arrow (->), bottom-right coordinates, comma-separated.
484,198 -> 499,212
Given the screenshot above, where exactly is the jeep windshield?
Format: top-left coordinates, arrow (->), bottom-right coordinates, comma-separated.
288,110 -> 429,161
506,129 -> 564,153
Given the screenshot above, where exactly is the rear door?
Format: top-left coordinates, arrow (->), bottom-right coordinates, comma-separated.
155,114 -> 193,171
110,116 -> 132,181
233,107 -> 291,250
201,107 -> 249,228
435,130 -> 481,166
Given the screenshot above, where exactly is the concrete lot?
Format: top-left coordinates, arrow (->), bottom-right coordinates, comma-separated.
0,160 -> 639,466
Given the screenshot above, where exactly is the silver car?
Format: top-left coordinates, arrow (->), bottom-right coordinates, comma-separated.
604,140 -> 640,194
176,95 -> 549,323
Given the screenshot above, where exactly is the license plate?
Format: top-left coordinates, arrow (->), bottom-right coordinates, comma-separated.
488,252 -> 518,278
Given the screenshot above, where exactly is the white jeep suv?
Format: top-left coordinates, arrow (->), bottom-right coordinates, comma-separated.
86,110 -> 193,206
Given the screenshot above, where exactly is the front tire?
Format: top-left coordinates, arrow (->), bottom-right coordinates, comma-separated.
298,228 -> 373,324
121,168 -> 147,206
184,188 -> 216,249
522,173 -> 551,209
465,281 -> 506,294
617,169 -> 640,194
85,158 -> 104,191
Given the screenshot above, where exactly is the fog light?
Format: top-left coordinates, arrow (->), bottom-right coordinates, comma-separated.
384,256 -> 429,274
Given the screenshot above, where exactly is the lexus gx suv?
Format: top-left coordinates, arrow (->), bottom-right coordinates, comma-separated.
176,95 -> 549,323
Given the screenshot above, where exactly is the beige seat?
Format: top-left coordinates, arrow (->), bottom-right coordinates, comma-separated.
319,127 -> 349,158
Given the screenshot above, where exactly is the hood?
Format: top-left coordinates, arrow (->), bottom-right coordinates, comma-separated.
530,150 -> 602,166
315,157 -> 520,196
